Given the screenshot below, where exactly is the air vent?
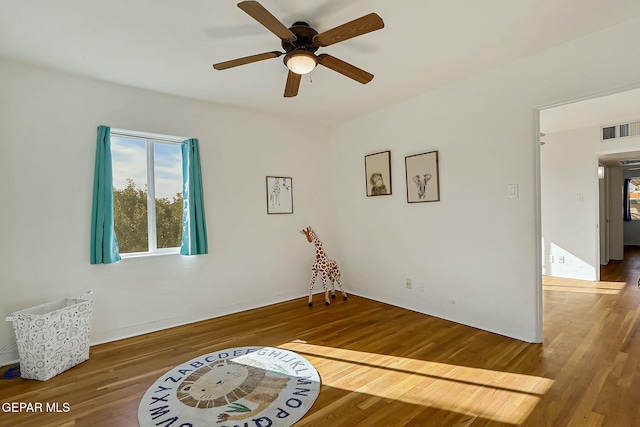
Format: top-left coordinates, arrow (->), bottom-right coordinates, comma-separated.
620,123 -> 629,137
603,126 -> 615,139
602,120 -> 640,141
619,159 -> 640,166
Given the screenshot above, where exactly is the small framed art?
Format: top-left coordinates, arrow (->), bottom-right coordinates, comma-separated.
266,176 -> 293,214
364,150 -> 392,196
405,150 -> 440,203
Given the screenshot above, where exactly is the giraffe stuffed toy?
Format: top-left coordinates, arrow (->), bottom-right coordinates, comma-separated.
299,226 -> 348,306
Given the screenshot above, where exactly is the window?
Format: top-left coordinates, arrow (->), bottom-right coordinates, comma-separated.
110,130 -> 184,256
627,178 -> 640,220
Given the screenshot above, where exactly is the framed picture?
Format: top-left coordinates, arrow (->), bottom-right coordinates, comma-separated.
364,150 -> 392,196
266,176 -> 293,214
405,150 -> 440,203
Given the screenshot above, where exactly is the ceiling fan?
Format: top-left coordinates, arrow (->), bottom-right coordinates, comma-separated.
213,1 -> 384,98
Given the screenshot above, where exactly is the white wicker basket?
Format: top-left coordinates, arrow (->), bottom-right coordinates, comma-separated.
9,298 -> 93,381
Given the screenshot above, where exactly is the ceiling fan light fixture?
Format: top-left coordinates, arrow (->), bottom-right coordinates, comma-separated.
285,50 -> 317,75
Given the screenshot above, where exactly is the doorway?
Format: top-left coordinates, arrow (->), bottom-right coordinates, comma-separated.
539,87 -> 640,283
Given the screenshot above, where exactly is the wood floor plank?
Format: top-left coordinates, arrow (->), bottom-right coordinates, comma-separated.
2,247 -> 640,426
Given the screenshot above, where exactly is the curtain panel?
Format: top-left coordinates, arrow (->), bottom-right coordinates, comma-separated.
181,138 -> 208,255
90,125 -> 121,264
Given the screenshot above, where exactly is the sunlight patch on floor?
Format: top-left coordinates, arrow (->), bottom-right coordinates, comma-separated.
280,341 -> 553,425
543,276 -> 625,295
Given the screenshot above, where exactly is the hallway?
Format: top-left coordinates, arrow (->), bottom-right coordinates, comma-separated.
600,245 -> 640,284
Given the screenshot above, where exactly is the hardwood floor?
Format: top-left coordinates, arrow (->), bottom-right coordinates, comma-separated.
1,251 -> 640,426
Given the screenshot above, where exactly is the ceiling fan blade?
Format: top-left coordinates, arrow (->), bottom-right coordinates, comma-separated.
313,13 -> 384,47
237,1 -> 297,41
213,51 -> 283,70
284,71 -> 302,97
317,54 -> 373,84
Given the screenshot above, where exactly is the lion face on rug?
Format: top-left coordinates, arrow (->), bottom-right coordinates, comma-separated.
176,358 -> 289,412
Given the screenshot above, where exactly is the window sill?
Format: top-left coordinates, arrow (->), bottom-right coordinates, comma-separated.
120,250 -> 180,259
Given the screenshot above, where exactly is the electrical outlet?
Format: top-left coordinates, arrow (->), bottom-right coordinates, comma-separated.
558,256 -> 565,264
405,278 -> 412,289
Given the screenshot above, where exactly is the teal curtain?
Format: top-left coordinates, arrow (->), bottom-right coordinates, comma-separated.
90,126 -> 121,264
181,138 -> 208,255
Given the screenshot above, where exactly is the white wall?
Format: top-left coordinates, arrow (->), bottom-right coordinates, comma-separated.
608,167 -> 625,261
0,61 -> 332,364
540,128 -> 640,280
540,128 -> 600,280
327,15 -> 640,342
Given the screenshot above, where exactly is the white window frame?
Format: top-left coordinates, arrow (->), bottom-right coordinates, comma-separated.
627,177 -> 640,221
111,128 -> 185,258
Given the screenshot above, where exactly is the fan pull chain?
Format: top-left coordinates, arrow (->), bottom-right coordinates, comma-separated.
309,74 -> 312,84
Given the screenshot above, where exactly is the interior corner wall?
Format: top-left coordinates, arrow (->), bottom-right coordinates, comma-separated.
0,60 -> 332,365
326,15 -> 640,343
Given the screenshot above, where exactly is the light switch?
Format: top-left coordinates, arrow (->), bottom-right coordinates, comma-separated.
508,184 -> 519,199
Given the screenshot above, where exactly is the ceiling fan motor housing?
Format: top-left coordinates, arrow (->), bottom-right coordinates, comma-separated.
281,22 -> 319,53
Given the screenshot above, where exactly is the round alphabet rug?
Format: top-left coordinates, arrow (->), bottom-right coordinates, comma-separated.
138,346 -> 321,427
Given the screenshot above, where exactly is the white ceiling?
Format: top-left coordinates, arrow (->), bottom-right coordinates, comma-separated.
598,150 -> 640,167
3,0 -> 640,126
540,87 -> 640,167
541,87 -> 640,135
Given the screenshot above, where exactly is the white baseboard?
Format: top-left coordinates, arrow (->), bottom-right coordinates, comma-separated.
1,290 -> 312,367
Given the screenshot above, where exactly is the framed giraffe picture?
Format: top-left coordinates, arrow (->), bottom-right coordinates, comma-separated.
266,176 -> 293,214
